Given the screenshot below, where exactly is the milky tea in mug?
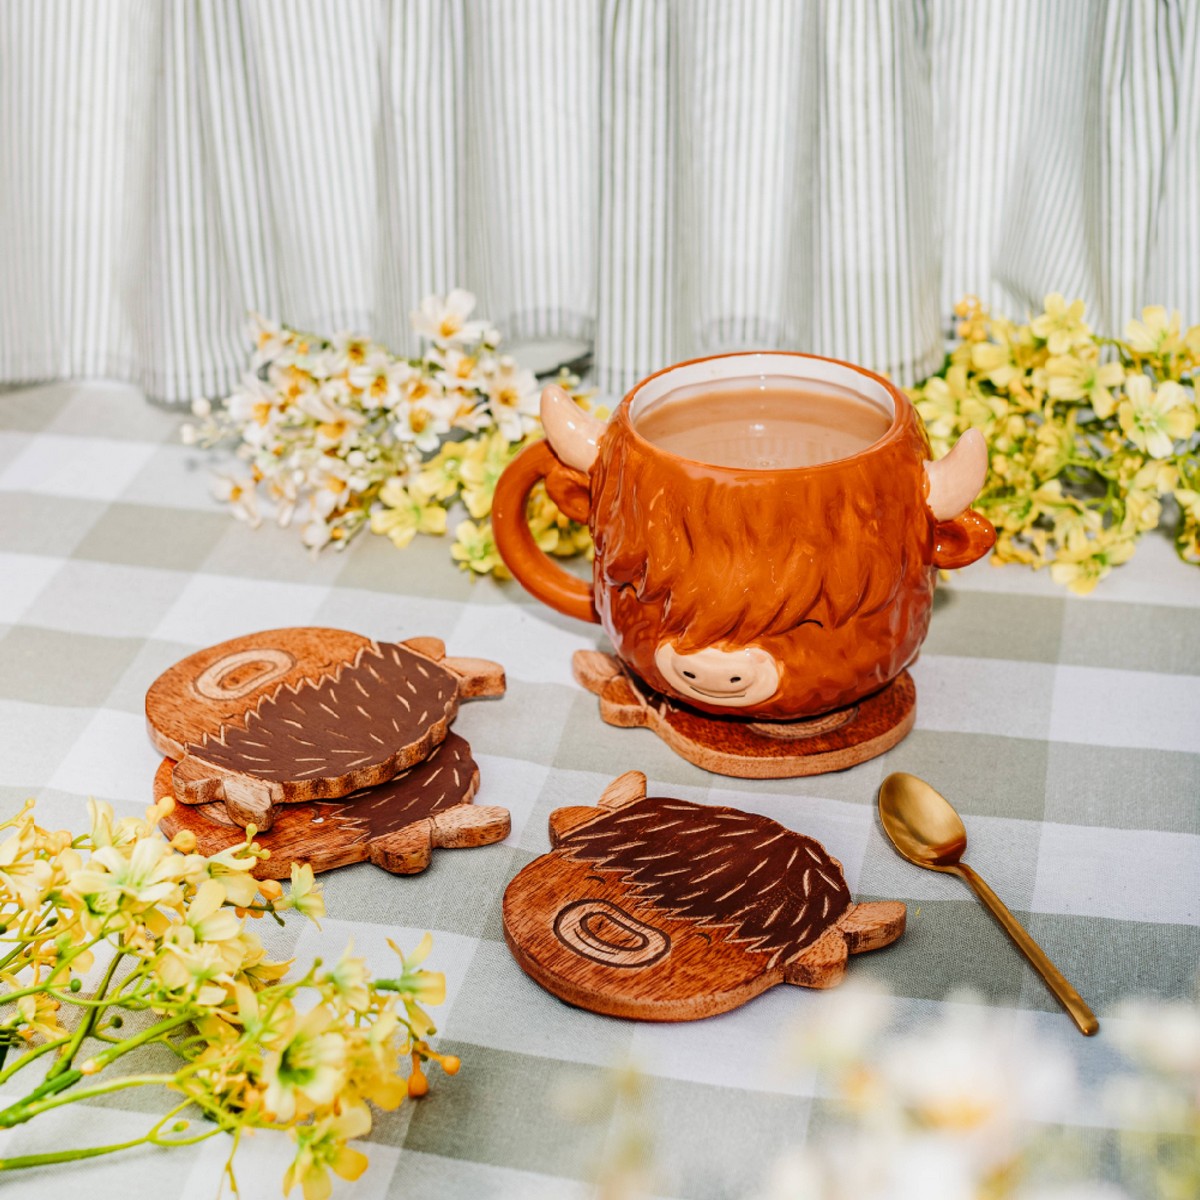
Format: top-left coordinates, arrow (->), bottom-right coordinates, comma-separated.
631,375 -> 893,470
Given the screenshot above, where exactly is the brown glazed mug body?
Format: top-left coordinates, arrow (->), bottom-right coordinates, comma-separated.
491,351 -> 995,721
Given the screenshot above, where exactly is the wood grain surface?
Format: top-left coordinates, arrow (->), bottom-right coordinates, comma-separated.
156,732 -> 511,878
503,771 -> 906,1020
573,651 -> 915,779
145,629 -> 505,829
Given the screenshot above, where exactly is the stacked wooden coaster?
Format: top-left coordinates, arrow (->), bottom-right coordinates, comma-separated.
146,627 -> 511,878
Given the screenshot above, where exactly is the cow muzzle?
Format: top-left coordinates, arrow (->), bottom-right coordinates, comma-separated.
653,643 -> 781,708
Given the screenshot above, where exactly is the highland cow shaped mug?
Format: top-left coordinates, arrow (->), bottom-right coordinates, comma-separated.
491,352 -> 995,722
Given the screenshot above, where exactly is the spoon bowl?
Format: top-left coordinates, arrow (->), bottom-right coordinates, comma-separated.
878,772 -> 968,868
877,771 -> 1099,1037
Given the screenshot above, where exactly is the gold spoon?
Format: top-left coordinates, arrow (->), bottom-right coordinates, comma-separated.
878,772 -> 1099,1037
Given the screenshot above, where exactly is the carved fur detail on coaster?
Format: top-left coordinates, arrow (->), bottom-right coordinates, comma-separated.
557,798 -> 851,969
156,733 -> 511,878
145,629 -> 505,830
502,771 -> 905,1021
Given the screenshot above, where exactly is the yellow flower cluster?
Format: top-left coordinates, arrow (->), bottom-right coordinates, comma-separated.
912,295 -> 1200,593
187,291 -> 594,576
0,798 -> 455,1200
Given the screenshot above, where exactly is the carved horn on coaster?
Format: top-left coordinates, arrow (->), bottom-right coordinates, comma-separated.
541,384 -> 606,472
923,428 -> 988,522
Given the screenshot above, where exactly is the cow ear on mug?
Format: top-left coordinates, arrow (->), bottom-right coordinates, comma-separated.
923,428 -> 988,522
541,385 -> 606,471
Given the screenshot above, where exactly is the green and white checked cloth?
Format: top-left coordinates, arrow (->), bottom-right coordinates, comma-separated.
0,382 -> 1197,1199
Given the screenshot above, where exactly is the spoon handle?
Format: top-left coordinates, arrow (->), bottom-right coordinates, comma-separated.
953,862 -> 1099,1036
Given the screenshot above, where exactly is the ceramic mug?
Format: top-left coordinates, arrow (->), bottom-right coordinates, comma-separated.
491,351 -> 995,721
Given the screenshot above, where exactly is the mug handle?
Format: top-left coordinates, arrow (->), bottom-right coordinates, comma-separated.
932,508 -> 996,570
491,440 -> 600,623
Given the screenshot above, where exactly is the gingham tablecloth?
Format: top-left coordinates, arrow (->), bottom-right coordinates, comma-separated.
1,381 -> 1198,1199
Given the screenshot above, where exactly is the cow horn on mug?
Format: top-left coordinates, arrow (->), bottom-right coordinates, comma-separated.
492,355 -> 995,725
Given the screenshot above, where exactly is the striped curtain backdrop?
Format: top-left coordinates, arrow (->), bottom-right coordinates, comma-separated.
2,0 -> 1198,405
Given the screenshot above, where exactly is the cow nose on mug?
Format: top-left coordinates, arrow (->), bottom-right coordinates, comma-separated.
667,648 -> 754,693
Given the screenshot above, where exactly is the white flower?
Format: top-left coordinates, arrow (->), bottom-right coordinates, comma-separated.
227,374 -> 283,450
756,1132 -> 978,1200
248,313 -> 291,369
878,1003 -> 1074,1168
786,980 -> 893,1072
296,384 -> 367,452
410,289 -> 489,347
347,350 -> 413,410
1110,996 -> 1200,1081
212,475 -> 261,526
392,393 -> 453,453
301,519 -> 332,551
323,331 -> 374,374
482,355 -> 539,442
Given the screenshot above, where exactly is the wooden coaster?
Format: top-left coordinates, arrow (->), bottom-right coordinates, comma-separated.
146,629 -> 504,830
503,771 -> 905,1021
573,651 -> 915,779
155,732 -> 511,878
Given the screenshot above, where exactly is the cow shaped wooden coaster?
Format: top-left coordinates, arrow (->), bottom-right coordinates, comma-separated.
573,651 -> 915,779
155,732 -> 510,878
146,629 -> 504,830
503,771 -> 906,1020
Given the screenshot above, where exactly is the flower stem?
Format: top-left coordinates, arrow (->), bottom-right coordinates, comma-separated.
0,1034 -> 73,1086
45,949 -> 125,1080
0,1073 -> 180,1128
0,1101 -> 222,1170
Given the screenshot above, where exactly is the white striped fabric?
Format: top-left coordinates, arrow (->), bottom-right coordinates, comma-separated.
1,0 -> 1197,405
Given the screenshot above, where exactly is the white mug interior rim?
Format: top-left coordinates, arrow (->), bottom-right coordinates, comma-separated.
628,352 -> 895,421
624,352 -> 900,472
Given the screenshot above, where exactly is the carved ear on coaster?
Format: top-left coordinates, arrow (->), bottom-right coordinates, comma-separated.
400,636 -> 506,699
547,770 -> 647,846
783,901 -> 907,989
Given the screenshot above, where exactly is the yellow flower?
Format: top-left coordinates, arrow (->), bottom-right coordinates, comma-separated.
1175,487 -> 1200,521
1030,420 -> 1074,478
1030,294 -> 1091,355
262,1006 -> 346,1122
69,837 -> 187,926
1125,305 -> 1183,358
969,342 -> 1025,393
285,863 -> 325,923
284,1106 -> 371,1200
322,944 -> 371,1014
1131,459 -> 1178,495
1044,353 -> 1125,417
449,519 -> 510,577
953,295 -> 990,343
182,879 -> 242,947
153,932 -> 236,1007
1122,488 -> 1162,533
416,442 -> 467,500
0,822 -> 54,908
1049,529 -> 1136,594
1117,376 -> 1195,459
370,478 -> 447,549
459,430 -> 522,519
15,989 -> 65,1042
